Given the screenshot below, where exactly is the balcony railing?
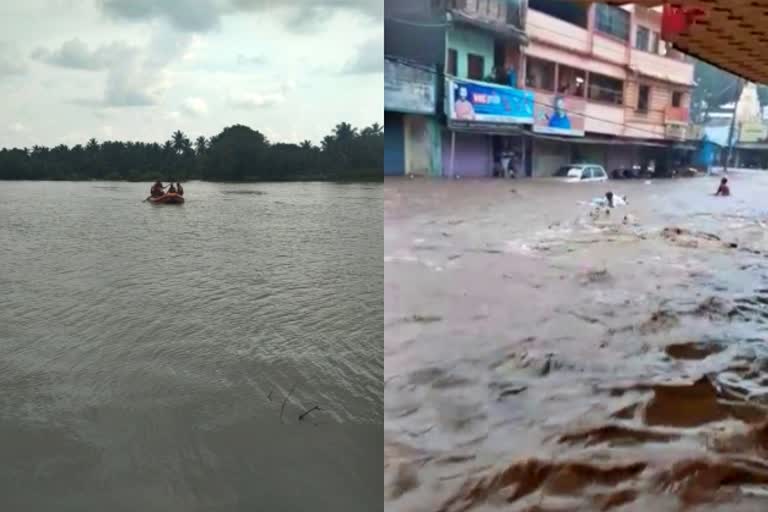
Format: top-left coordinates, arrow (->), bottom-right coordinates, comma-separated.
664,105 -> 690,125
630,49 -> 695,87
446,0 -> 527,40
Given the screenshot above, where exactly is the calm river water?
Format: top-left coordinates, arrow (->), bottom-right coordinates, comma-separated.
0,181 -> 382,511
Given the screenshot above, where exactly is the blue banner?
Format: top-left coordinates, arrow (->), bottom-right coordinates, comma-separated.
448,79 -> 534,124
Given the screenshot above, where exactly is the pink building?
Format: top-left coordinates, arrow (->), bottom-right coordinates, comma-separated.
521,1 -> 694,176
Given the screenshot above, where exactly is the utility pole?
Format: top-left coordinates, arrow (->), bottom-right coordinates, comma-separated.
724,78 -> 745,174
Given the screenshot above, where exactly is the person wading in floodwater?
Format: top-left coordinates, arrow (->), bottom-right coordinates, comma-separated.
715,177 -> 731,196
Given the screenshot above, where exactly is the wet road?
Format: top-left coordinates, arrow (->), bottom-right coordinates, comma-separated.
385,172 -> 768,511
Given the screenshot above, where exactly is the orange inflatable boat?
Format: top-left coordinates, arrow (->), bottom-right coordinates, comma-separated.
148,192 -> 185,204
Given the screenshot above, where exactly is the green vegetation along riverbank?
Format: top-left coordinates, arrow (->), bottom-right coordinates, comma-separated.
0,122 -> 382,182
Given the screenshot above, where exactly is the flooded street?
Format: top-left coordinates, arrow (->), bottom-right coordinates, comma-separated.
385,172 -> 768,511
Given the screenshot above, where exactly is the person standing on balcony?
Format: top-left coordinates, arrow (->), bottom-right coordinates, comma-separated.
506,66 -> 517,88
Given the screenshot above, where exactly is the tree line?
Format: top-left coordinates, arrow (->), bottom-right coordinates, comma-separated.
0,122 -> 383,182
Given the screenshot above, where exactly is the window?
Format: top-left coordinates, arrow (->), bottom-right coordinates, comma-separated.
637,85 -> 650,113
588,72 -> 624,105
595,4 -> 630,41
525,56 -> 555,91
488,0 -> 500,18
506,0 -> 523,26
591,166 -> 607,179
581,168 -> 593,180
528,0 -> 588,28
635,26 -> 649,51
650,31 -> 660,54
467,53 -> 484,80
557,65 -> 586,97
672,91 -> 682,107
447,49 -> 458,76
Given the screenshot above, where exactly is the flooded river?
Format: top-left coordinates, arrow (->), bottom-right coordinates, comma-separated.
0,181 -> 382,511
385,172 -> 768,511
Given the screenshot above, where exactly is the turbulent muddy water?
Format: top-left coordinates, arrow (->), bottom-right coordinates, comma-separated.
0,181 -> 382,511
385,172 -> 768,511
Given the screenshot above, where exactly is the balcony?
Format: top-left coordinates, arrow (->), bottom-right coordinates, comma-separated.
592,34 -> 627,66
447,0 -> 527,43
629,49 -> 694,87
664,105 -> 690,125
527,9 -> 589,54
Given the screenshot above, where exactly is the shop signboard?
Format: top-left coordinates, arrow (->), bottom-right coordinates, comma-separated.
446,78 -> 534,124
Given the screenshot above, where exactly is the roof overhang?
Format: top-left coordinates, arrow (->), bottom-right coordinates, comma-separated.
567,1 -> 768,85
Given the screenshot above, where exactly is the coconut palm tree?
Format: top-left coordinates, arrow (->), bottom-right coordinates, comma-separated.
332,122 -> 357,143
171,130 -> 192,156
194,136 -> 207,156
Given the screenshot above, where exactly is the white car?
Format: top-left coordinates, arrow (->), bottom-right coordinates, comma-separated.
553,164 -> 609,183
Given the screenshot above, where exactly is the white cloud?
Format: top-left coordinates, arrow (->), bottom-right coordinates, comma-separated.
228,80 -> 296,109
229,91 -> 286,108
0,42 -> 27,77
0,0 -> 382,148
341,34 -> 382,75
34,35 -> 191,107
236,53 -> 267,66
101,0 -> 223,33
99,0 -> 382,33
9,122 -> 27,133
32,39 -> 138,71
181,97 -> 208,116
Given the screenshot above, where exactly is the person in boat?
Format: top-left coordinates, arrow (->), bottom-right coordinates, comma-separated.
167,182 -> 177,194
176,182 -> 184,196
715,177 -> 730,196
150,180 -> 166,197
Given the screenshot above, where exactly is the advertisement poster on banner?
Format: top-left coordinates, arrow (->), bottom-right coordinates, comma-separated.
533,93 -> 585,136
447,79 -> 534,124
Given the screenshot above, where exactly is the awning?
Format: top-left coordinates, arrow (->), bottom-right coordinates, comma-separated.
567,1 -> 768,85
736,143 -> 768,150
447,121 -> 695,148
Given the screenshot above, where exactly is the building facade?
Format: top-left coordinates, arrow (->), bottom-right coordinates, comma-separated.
384,0 -> 696,178
521,1 -> 694,176
385,0 -> 530,178
384,57 -> 442,176
384,0 -> 446,177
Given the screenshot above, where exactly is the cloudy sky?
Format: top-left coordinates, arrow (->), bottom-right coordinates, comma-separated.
0,0 -> 382,148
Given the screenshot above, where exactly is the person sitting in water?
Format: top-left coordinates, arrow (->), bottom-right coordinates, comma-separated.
150,180 -> 166,197
176,182 -> 184,196
715,177 -> 730,196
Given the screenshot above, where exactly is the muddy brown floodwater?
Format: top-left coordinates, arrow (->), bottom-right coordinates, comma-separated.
385,171 -> 768,512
